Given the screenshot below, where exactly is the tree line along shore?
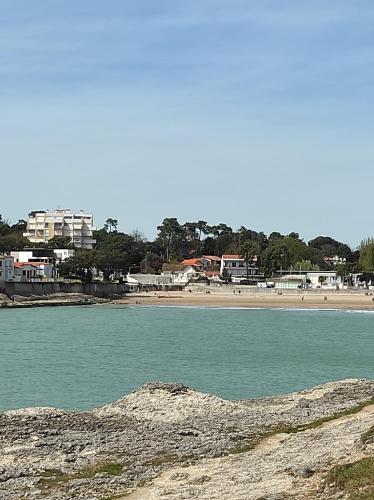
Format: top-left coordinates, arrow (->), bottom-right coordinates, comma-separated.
2,214 -> 374,285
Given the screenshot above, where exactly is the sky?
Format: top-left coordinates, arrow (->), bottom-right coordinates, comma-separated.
1,1 -> 374,247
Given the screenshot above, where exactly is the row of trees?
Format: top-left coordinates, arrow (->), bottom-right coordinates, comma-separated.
2,213 -> 374,280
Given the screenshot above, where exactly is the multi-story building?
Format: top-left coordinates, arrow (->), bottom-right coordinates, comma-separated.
23,209 -> 96,249
0,255 -> 14,282
220,254 -> 263,282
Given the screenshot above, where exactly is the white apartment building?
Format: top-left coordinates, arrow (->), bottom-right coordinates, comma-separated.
0,255 -> 14,282
23,209 -> 96,249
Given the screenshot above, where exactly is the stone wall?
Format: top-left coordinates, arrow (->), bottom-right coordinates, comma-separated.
1,281 -> 126,298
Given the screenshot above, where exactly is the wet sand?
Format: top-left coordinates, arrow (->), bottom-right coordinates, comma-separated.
117,290 -> 374,311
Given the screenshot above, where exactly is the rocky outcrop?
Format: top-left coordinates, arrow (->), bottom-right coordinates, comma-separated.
0,379 -> 373,499
0,293 -> 109,308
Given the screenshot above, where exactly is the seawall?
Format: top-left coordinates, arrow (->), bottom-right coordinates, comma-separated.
1,281 -> 126,298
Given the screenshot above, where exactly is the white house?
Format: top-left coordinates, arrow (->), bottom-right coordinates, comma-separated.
166,266 -> 202,285
14,262 -> 54,282
0,255 -> 14,282
11,249 -> 55,264
23,209 -> 96,249
306,271 -> 342,289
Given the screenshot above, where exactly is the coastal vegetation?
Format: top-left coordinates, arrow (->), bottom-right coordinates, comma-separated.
2,212 -> 374,280
326,458 -> 374,499
229,397 -> 374,455
39,463 -> 124,494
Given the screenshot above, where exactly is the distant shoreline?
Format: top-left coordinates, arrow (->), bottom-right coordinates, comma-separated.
117,290 -> 374,311
2,289 -> 374,311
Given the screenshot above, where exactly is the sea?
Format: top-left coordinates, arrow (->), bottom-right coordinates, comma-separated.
0,305 -> 373,411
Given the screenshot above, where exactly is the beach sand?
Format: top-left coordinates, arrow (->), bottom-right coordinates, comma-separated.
116,289 -> 374,310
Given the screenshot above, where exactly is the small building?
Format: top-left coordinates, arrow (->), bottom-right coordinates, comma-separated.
11,248 -> 56,264
168,266 -> 202,285
306,271 -> 342,289
14,262 -> 54,282
180,258 -> 205,270
0,255 -> 14,282
180,256 -> 221,272
162,264 -> 203,285
274,275 -> 305,289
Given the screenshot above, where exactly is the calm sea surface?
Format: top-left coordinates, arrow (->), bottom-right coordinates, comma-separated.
0,305 -> 373,411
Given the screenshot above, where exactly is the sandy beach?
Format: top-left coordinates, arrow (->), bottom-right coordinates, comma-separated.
117,289 -> 374,311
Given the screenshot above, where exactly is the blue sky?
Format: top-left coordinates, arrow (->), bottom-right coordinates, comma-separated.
1,1 -> 374,246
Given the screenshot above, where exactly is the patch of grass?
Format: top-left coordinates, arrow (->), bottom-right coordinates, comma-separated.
39,462 -> 124,493
275,398 -> 374,436
228,398 -> 374,457
326,457 -> 374,500
361,425 -> 374,445
228,438 -> 258,455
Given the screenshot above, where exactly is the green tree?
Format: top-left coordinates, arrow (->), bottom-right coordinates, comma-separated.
261,241 -> 291,277
335,262 -> 355,286
10,219 -> 27,234
0,234 -> 29,253
308,236 -> 352,261
58,250 -> 96,283
140,252 -> 163,274
240,240 -> 259,279
293,260 -> 320,272
104,218 -> 118,233
359,238 -> 374,272
157,218 -> 184,262
46,236 -> 75,249
182,222 -> 198,253
95,248 -> 130,280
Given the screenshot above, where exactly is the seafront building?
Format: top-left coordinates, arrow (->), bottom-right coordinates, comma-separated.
11,248 -> 74,264
13,262 -> 54,282
274,271 -> 343,290
220,254 -> 263,282
23,209 -> 96,249
0,255 -> 14,282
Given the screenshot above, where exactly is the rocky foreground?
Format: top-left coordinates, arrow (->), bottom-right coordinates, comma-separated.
1,380 -> 374,500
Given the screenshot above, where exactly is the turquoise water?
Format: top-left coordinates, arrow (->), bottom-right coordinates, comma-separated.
0,305 -> 373,411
